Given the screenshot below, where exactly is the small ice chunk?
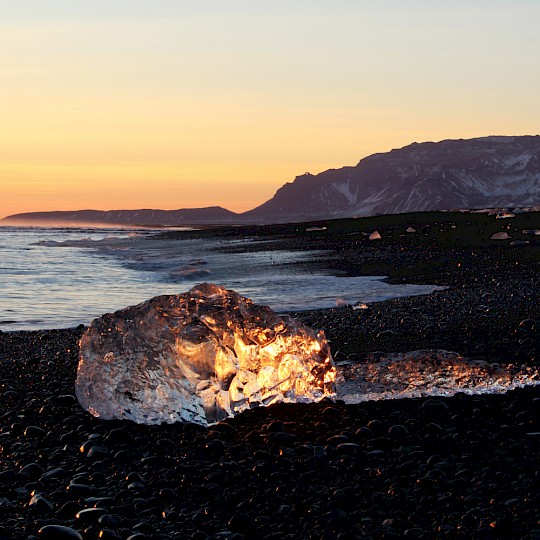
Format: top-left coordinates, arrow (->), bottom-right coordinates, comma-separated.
490,232 -> 511,240
369,230 -> 382,240
337,349 -> 540,403
509,240 -> 529,246
75,283 -> 336,426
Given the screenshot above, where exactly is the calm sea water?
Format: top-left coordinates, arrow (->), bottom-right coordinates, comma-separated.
0,226 -> 443,331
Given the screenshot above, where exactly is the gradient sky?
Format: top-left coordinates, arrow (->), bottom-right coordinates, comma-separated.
1,0 -> 539,217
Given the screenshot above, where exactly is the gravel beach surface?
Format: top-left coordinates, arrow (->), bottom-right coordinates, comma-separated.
1,211 -> 539,539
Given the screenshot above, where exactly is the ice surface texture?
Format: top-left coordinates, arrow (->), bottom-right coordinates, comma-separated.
76,283 -> 336,426
337,350 -> 540,403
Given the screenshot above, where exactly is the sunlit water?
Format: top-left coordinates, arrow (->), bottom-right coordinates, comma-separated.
0,225 -> 446,331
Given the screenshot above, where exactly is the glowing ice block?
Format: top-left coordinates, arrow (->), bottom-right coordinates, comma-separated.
75,283 -> 336,426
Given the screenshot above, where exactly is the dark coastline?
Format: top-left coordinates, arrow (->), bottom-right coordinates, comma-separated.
1,211 -> 539,539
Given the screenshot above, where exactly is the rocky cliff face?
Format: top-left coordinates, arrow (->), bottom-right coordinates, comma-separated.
244,135 -> 540,222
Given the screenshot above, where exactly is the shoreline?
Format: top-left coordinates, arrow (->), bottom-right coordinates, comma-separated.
199,211 -> 539,365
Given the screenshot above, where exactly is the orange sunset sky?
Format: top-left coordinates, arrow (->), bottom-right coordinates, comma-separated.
2,1 -> 539,218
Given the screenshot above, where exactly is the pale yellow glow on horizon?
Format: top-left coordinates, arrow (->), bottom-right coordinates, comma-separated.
1,1 -> 539,219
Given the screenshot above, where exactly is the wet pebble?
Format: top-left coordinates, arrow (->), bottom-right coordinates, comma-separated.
75,507 -> 108,523
66,483 -> 97,497
336,442 -> 361,455
24,426 -> 46,438
104,428 -> 134,446
38,525 -> 83,540
86,445 -> 109,460
28,494 -> 54,513
388,424 -> 409,439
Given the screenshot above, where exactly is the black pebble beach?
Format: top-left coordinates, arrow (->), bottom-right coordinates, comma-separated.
1,211 -> 539,539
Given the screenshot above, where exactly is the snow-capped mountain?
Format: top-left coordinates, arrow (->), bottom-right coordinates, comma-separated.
244,135 -> 540,222
3,136 -> 539,226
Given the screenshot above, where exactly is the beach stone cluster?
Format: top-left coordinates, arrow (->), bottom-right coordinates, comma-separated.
1,213 -> 539,539
2,328 -> 540,539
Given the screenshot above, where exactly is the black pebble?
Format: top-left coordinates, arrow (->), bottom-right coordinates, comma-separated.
28,494 -> 54,513
105,428 -> 134,446
24,426 -> 46,438
75,507 -> 108,523
38,525 -> 83,540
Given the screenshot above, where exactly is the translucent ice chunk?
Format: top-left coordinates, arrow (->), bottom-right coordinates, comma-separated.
337,349 -> 540,403
75,283 -> 336,426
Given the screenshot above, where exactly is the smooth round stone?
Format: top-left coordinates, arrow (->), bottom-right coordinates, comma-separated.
98,514 -> 121,527
126,472 -> 144,484
80,440 -> 97,454
426,454 -> 443,466
75,507 -> 108,522
266,420 -> 285,433
293,444 -> 314,456
205,439 -> 226,454
24,426 -> 46,438
59,431 -> 79,445
19,463 -> 43,478
98,530 -> 121,540
104,428 -> 134,445
159,488 -> 175,502
336,443 -> 361,455
327,434 -> 349,446
321,406 -> 341,417
87,445 -> 109,460
86,496 -> 115,507
132,522 -> 154,535
41,467 -> 67,480
367,420 -> 386,434
355,426 -> 373,440
28,494 -> 54,513
388,424 -> 409,438
422,399 -> 450,416
66,483 -> 97,497
58,500 -> 81,519
273,432 -> 297,446
227,512 -> 256,534
212,422 -> 234,434
38,525 -> 83,540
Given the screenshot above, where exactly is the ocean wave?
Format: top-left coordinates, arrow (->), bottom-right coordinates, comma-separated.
168,267 -> 212,281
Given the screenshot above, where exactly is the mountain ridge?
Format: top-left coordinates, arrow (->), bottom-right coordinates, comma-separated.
3,135 -> 540,226
2,206 -> 238,227
244,135 -> 540,222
